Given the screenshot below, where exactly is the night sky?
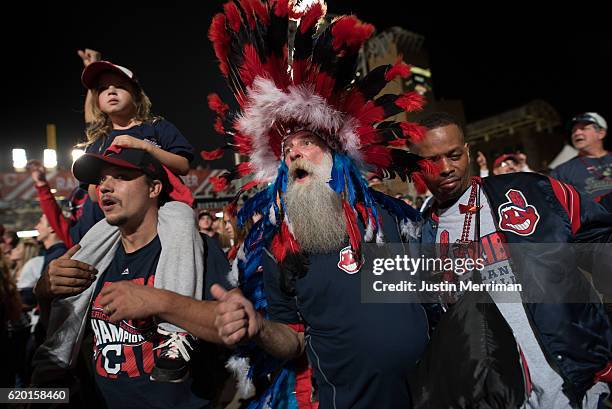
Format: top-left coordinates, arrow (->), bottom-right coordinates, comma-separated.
1,5 -> 610,171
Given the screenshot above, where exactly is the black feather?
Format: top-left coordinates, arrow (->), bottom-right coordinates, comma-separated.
374,93 -> 404,119
356,64 -> 391,101
375,121 -> 403,144
279,252 -> 309,296
384,149 -> 423,182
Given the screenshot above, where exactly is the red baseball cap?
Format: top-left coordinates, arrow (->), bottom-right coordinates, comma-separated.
493,154 -> 519,170
72,146 -> 165,186
81,61 -> 138,89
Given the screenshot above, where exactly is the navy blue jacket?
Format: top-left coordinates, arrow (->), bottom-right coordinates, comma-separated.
420,173 -> 612,404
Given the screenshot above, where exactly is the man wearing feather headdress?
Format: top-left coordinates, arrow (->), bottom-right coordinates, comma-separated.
202,1 -> 436,407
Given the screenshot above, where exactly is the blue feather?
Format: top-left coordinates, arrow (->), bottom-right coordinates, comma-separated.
329,153 -> 346,194
370,188 -> 421,223
238,187 -> 272,227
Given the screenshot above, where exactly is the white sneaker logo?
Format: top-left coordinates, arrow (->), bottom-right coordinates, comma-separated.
122,268 -> 130,275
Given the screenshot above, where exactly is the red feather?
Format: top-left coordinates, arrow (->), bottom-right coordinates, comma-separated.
288,7 -> 304,20
418,158 -> 440,176
214,117 -> 225,134
240,44 -> 266,87
268,127 -> 284,159
355,101 -> 385,125
270,222 -> 300,263
264,55 -> 291,91
342,200 -> 362,256
331,16 -> 375,53
210,175 -> 231,192
356,125 -> 381,146
361,145 -> 391,168
387,138 -> 408,147
238,0 -> 256,29
411,172 -> 429,195
233,133 -> 253,155
395,91 -> 425,112
236,161 -> 254,177
273,0 -> 288,17
207,93 -> 229,116
208,14 -> 231,77
315,71 -> 336,99
240,179 -> 262,192
299,2 -> 324,34
384,57 -> 411,82
399,122 -> 426,144
291,59 -> 309,86
201,148 -> 225,161
342,88 -> 367,117
223,2 -> 242,32
355,202 -> 368,227
249,0 -> 270,25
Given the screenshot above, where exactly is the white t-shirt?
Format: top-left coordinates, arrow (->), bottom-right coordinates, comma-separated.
17,256 -> 44,289
435,184 -> 607,409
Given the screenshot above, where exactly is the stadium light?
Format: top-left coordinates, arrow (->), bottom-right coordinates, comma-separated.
44,149 -> 57,169
17,230 -> 39,238
72,149 -> 85,163
12,149 -> 27,171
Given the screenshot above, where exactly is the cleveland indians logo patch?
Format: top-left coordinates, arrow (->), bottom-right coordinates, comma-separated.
338,246 -> 362,274
497,189 -> 540,236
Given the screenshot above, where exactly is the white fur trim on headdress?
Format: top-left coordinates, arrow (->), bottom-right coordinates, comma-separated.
226,355 -> 255,398
236,77 -> 363,181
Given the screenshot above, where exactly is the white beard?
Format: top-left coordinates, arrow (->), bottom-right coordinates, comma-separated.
285,154 -> 347,254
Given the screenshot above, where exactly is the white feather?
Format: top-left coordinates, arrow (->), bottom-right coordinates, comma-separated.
400,219 -> 422,241
226,356 -> 255,398
236,77 -> 362,178
228,258 -> 240,287
268,204 -> 277,225
364,220 -> 374,242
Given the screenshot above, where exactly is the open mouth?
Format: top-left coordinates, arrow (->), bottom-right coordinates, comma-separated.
292,168 -> 310,182
506,219 -> 531,231
101,196 -> 118,211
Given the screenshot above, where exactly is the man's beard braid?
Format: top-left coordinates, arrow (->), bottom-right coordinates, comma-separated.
285,154 -> 347,254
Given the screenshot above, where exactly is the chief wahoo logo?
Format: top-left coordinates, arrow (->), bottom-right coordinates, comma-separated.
498,189 -> 540,236
338,246 -> 362,274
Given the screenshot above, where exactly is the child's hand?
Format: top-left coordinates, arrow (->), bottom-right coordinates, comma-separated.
77,48 -> 101,67
111,135 -> 150,152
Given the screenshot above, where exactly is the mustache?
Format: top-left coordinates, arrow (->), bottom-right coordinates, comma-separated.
289,158 -> 317,179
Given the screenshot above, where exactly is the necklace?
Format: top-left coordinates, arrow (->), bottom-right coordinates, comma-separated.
452,178 -> 481,259
437,178 -> 481,304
